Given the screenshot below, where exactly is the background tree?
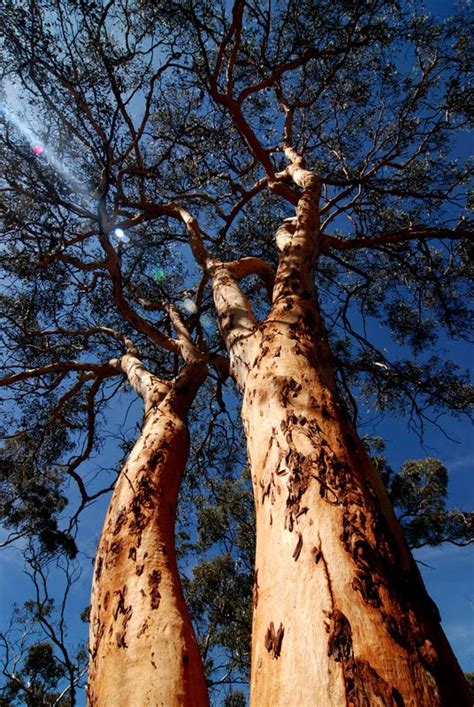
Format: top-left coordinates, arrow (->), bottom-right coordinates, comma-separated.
376,447 -> 474,550
0,548 -> 87,706
466,673 -> 474,698
0,0 -> 472,705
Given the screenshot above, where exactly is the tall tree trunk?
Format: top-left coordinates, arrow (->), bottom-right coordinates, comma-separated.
243,303 -> 471,706
87,356 -> 208,707
208,165 -> 471,704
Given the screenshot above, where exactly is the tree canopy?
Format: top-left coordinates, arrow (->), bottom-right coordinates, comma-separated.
0,0 -> 472,703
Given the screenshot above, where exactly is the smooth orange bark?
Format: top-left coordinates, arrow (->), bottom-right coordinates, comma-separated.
243,307 -> 470,706
87,357 -> 208,707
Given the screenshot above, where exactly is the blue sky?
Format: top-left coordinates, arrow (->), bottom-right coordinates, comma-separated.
378,410 -> 474,672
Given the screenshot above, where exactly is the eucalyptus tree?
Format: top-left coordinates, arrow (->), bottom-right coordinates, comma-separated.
0,0 -> 473,705
0,1 -> 211,703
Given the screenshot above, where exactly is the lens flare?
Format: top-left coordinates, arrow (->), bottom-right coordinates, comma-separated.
114,228 -> 130,243
151,267 -> 166,283
0,104 -> 87,196
182,297 -> 198,314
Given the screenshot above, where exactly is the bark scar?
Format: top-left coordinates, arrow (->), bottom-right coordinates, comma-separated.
292,531 -> 303,560
148,570 -> 162,610
264,622 -> 284,658
326,609 -> 353,663
253,569 -> 259,608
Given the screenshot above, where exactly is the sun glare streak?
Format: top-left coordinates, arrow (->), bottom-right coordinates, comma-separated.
0,101 -> 177,285
0,103 -> 88,197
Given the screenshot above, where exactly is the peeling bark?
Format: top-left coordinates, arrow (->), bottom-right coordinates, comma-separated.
241,308 -> 471,706
208,165 -> 471,704
87,356 -> 208,707
264,622 -> 284,659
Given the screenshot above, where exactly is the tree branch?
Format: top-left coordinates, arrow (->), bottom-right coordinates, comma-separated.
226,257 -> 275,300
0,361 -> 118,388
97,196 -> 181,354
321,225 -> 473,253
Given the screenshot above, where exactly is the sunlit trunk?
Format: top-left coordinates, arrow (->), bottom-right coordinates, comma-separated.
87,357 -> 208,707
242,300 -> 470,706
209,163 -> 471,703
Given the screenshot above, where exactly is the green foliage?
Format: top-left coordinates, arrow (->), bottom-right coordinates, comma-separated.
0,575 -> 87,707
181,469 -> 254,689
223,691 -> 247,707
383,457 -> 473,549
0,642 -> 71,706
0,429 -> 77,557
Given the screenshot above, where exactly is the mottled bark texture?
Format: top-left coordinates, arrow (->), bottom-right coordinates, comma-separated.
210,166 -> 471,706
87,355 -> 208,707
